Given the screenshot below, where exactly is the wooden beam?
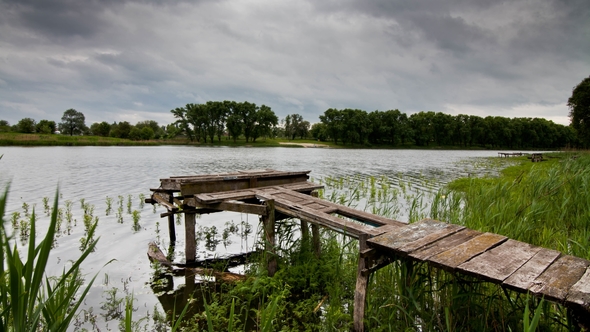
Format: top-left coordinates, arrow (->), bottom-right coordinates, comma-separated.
185,213 -> 196,263
263,199 -> 277,277
186,197 -> 267,215
354,234 -> 369,332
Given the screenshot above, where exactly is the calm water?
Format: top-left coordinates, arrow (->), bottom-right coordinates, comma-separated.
0,146 -> 511,329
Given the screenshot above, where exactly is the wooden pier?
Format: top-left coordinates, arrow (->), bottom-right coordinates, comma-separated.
148,169 -> 590,331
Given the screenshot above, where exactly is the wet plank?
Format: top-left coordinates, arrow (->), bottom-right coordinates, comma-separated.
368,219 -> 463,256
408,228 -> 481,261
458,239 -> 542,283
257,192 -> 374,238
428,233 -> 507,270
503,248 -> 561,291
566,267 -> 590,308
528,255 -> 590,302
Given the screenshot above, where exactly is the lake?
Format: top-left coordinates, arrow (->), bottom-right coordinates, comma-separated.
0,146 -> 519,330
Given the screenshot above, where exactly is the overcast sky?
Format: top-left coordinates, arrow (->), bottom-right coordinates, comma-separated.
1,0 -> 588,127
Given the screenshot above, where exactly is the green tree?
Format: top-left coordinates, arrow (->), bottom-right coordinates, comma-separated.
568,75 -> 590,147
15,118 -> 36,133
90,121 -> 111,137
0,120 -> 9,132
58,109 -> 86,136
140,126 -> 154,140
253,105 -> 278,141
310,122 -> 328,141
110,121 -> 132,139
128,127 -> 142,140
226,113 -> 243,143
35,120 -> 56,134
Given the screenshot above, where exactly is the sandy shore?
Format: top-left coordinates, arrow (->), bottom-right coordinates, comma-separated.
279,142 -> 330,148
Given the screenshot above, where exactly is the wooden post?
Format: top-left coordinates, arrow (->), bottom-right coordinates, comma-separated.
184,212 -> 196,263
263,199 -> 277,277
354,234 -> 369,332
311,191 -> 321,257
301,220 -> 309,250
168,194 -> 176,245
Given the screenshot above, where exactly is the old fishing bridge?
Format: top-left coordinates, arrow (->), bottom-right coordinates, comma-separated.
147,169 -> 590,331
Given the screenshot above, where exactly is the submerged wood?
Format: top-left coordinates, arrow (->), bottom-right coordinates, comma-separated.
147,242 -> 247,283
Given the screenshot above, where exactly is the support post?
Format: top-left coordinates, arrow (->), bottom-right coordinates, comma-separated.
311,191 -> 321,257
263,199 -> 277,277
168,194 -> 176,246
301,220 -> 309,250
184,212 -> 196,263
354,234 -> 369,332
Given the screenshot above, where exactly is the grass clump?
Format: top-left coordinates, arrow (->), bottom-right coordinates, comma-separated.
0,187 -> 99,332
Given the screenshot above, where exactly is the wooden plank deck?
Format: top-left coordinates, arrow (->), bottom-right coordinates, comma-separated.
149,169 -> 590,330
368,218 -> 590,309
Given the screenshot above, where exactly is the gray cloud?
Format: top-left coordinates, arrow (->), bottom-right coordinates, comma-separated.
0,0 -> 588,127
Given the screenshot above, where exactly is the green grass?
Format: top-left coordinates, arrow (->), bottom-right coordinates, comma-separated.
0,187 -> 99,331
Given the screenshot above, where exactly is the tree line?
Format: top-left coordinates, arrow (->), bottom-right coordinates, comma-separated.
170,101 -> 278,143
311,109 -> 576,149
5,80 -> 590,149
1,109 -> 179,140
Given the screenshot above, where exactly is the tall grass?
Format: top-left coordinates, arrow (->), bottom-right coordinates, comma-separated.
434,154 -> 590,259
0,187 -> 99,332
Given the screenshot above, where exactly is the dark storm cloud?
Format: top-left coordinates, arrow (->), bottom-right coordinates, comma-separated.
0,0 -> 588,126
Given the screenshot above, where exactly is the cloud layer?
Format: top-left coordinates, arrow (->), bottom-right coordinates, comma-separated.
1,0 -> 588,126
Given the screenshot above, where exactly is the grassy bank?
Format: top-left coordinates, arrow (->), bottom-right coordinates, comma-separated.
0,132 -> 556,149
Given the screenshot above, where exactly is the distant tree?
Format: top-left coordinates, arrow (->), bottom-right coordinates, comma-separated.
136,120 -> 159,133
226,113 -> 243,142
310,122 -> 328,141
110,121 -> 132,139
90,121 -> 111,137
140,127 -> 154,140
128,127 -> 142,141
253,105 -> 278,141
59,109 -> 86,136
35,119 -> 57,134
568,75 -> 590,147
0,120 -> 10,132
15,118 -> 36,133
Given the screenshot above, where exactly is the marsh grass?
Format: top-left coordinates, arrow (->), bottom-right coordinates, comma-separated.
0,188 -> 99,332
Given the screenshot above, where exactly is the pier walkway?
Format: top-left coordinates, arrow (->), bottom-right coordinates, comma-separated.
148,169 -> 590,331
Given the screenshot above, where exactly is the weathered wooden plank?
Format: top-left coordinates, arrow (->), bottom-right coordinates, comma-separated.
566,267 -> 590,308
257,192 -> 374,238
177,171 -> 311,195
274,192 -> 307,203
303,202 -> 331,210
185,213 -> 197,263
194,190 -> 257,204
528,255 -> 590,302
192,182 -> 321,204
428,233 -> 507,270
274,189 -> 405,227
354,234 -> 369,332
503,248 -> 561,291
336,204 -> 407,227
458,239 -> 542,283
367,224 -> 400,237
151,192 -> 178,211
408,228 -> 482,261
186,198 -> 267,216
368,219 -> 463,256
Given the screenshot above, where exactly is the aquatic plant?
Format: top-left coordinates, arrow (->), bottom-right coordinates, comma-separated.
0,188 -> 99,332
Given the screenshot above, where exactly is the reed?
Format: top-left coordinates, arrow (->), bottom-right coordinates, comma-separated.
0,187 -> 99,332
